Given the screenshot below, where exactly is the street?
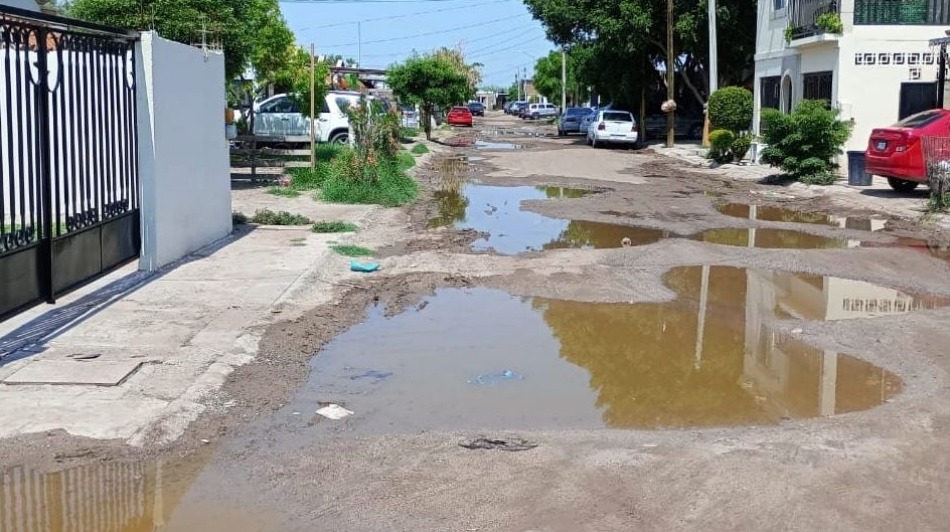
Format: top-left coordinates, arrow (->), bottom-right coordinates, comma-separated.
3,111 -> 950,531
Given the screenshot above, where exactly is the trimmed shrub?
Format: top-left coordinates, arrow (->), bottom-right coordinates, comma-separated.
730,134 -> 753,163
759,99 -> 853,183
708,86 -> 754,133
708,129 -> 736,164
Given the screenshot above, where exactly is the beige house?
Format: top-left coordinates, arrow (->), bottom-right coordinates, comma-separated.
753,0 -> 949,153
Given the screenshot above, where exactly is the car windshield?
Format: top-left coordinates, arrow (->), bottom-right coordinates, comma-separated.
566,108 -> 590,116
451,107 -> 469,112
603,111 -> 633,122
893,110 -> 943,128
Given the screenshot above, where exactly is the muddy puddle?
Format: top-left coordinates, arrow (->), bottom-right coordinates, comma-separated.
475,140 -> 523,150
694,227 -> 853,249
0,447 -> 281,532
428,183 -> 656,253
280,266 -> 948,433
717,203 -> 888,232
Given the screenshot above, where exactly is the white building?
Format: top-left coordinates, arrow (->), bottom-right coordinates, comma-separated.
753,0 -> 949,154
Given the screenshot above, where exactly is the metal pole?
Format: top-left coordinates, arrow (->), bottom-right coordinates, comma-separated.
938,44 -> 947,109
704,0 -> 718,146
561,47 -> 567,111
310,43 -> 316,169
666,0 -> 675,148
358,21 -> 362,67
516,72 -> 521,101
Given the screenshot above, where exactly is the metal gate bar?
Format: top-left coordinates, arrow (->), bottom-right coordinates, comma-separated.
0,5 -> 139,323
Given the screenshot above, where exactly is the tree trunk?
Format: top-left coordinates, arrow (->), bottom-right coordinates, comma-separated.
422,105 -> 433,140
666,0 -> 675,148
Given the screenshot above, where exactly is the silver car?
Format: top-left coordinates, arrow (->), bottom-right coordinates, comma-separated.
557,107 -> 593,135
523,102 -> 558,120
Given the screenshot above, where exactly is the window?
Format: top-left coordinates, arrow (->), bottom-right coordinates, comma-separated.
773,0 -> 785,10
335,97 -> 353,114
893,109 -> 943,128
760,76 -> 781,111
603,111 -> 633,122
320,99 -> 330,114
802,71 -> 833,105
259,97 -> 295,114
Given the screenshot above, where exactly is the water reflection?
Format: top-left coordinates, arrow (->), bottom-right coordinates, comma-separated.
694,227 -> 851,249
717,203 -> 888,232
297,267 -> 937,432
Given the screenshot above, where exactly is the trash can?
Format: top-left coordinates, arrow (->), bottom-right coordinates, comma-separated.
847,151 -> 872,186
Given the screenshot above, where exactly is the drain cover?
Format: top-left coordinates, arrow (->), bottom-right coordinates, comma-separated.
2,360 -> 143,386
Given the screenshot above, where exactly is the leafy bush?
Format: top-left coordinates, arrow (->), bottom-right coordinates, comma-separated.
250,209 -> 312,225
759,100 -> 853,183
708,87 -> 753,133
312,220 -> 358,233
730,134 -> 753,163
816,13 -> 844,34
401,127 -> 419,139
411,143 -> 429,155
708,129 -> 736,164
232,212 -> 249,225
320,148 -> 418,206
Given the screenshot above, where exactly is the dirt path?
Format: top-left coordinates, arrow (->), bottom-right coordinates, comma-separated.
3,112 -> 950,531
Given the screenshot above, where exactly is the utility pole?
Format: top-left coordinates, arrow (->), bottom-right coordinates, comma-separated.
561,47 -> 567,111
310,43 -> 316,169
516,72 -> 521,101
666,0 -> 675,148
704,0 -> 718,146
523,67 -> 527,101
357,21 -> 362,67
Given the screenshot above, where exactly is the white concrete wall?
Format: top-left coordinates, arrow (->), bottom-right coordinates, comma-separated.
136,32 -> 231,272
754,0 -> 945,152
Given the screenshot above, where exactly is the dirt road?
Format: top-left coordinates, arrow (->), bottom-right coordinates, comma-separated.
3,112 -> 950,531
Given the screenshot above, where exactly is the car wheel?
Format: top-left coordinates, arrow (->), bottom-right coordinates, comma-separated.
330,131 -> 349,144
887,177 -> 919,192
532,113 -> 539,120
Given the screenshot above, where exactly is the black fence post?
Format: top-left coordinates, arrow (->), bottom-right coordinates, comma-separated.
35,28 -> 56,304
938,43 -> 947,109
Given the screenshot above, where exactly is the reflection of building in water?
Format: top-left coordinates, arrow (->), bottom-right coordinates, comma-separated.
0,450 -> 210,532
740,269 -> 904,418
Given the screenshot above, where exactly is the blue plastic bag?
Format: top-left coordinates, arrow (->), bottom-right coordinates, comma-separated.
350,261 -> 380,273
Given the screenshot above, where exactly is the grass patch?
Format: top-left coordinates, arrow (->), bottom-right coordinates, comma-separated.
410,143 -> 429,155
319,151 -> 419,207
312,220 -> 358,233
250,209 -> 312,225
330,244 -> 375,257
315,143 -> 344,162
396,151 -> 416,170
400,127 -> 419,139
926,193 -> 950,213
267,186 -> 301,198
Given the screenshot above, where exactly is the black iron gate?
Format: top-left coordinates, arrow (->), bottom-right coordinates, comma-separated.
0,6 -> 139,322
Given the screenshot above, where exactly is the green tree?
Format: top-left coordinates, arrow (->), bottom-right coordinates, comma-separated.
532,50 -> 587,105
69,0 -> 294,81
759,100 -> 853,184
387,54 -> 472,140
708,86 -> 753,133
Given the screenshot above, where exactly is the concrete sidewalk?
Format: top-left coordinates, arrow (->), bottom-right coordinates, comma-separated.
0,201 -> 384,445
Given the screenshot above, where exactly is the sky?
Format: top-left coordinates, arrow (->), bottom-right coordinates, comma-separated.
278,0 -> 554,88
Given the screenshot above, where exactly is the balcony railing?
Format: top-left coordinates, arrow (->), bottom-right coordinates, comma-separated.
854,0 -> 950,25
788,0 -> 839,41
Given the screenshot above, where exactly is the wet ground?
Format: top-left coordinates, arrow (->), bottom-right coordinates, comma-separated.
5,112 -> 950,531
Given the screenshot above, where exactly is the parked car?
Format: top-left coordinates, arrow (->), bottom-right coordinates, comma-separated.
401,105 -> 419,129
866,108 -> 950,192
446,106 -> 474,127
508,101 -> 528,116
557,107 -> 593,136
467,101 -> 485,116
643,114 -> 704,139
523,102 -> 558,120
586,110 -> 639,148
251,90 -> 364,144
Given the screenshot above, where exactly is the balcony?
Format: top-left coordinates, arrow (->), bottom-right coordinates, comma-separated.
854,0 -> 950,25
787,0 -> 841,42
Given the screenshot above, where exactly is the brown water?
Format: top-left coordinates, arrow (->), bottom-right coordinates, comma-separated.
285,266 -> 938,433
694,227 -> 851,249
427,183 -> 657,254
717,203 -> 888,231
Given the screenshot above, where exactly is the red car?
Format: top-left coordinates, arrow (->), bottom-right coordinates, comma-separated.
866,108 -> 950,192
446,106 -> 473,127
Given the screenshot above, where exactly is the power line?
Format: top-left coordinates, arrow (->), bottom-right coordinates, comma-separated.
359,24 -> 527,59
467,34 -> 547,58
318,14 -> 524,48
281,0 -> 488,3
297,0 -> 513,30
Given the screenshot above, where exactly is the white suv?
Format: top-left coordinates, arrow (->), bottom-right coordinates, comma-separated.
251,91 -> 363,144
523,102 -> 558,120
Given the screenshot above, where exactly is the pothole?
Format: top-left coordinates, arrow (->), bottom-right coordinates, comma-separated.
288,266 -> 946,432
475,140 -> 523,150
717,203 -> 889,231
426,183 -> 653,254
693,228 -> 853,249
